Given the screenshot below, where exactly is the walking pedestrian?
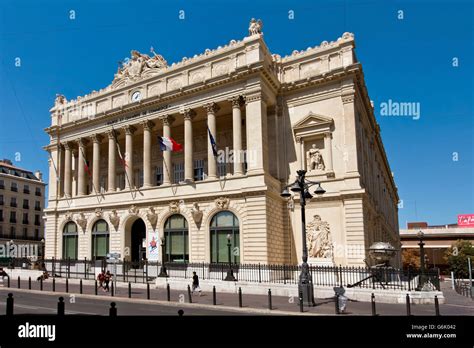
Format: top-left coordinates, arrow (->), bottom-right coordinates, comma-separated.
97,271 -> 105,291
104,270 -> 112,292
191,272 -> 202,296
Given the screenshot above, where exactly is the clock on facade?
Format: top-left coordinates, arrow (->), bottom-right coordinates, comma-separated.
131,91 -> 142,102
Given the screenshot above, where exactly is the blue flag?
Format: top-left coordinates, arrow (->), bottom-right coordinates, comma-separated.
207,127 -> 218,157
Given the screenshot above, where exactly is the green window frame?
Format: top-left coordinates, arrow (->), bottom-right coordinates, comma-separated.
62,222 -> 78,260
164,214 -> 189,263
92,220 -> 109,260
210,211 -> 240,264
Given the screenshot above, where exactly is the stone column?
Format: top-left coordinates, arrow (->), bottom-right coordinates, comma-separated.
324,133 -> 333,172
295,136 -> 302,171
107,130 -> 118,192
182,109 -> 196,181
342,90 -> 358,173
77,138 -> 88,196
161,115 -> 175,185
123,125 -> 136,189
231,96 -> 244,175
91,134 -> 103,193
245,93 -> 268,174
142,120 -> 155,188
204,102 -> 220,179
64,142 -> 72,197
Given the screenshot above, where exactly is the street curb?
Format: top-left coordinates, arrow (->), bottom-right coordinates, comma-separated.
0,287 -> 333,316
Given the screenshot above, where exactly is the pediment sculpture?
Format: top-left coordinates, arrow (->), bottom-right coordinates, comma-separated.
306,144 -> 325,171
248,18 -> 263,36
190,202 -> 203,225
215,197 -> 230,210
306,215 -> 333,259
109,210 -> 120,231
76,213 -> 87,231
112,49 -> 168,89
146,207 -> 158,229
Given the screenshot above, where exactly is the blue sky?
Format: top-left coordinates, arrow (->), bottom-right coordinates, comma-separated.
0,0 -> 472,226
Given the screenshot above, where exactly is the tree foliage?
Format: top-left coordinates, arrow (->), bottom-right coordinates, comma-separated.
402,249 -> 420,269
444,240 -> 474,278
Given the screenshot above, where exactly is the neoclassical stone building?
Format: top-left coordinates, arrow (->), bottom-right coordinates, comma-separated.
44,20 -> 400,267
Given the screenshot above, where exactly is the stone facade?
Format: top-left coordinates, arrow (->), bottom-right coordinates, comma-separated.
44,20 -> 399,266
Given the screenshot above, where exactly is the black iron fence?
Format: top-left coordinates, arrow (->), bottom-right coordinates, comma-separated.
454,279 -> 473,299
27,259 -> 442,291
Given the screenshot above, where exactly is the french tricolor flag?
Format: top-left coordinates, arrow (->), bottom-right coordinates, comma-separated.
158,136 -> 183,152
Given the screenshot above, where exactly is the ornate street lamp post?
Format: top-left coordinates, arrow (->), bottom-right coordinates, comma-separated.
416,231 -> 426,290
158,237 -> 168,277
225,233 -> 236,281
40,239 -> 45,260
281,169 -> 325,306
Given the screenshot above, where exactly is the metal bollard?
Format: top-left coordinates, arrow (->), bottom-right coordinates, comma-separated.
53,278 -> 56,292
371,293 -> 376,316
40,277 -> 43,291
128,282 -> 131,298
111,281 -> 114,297
66,278 -> 69,293
28,277 -> 31,290
178,309 -> 184,317
268,289 -> 272,310
57,297 -> 65,316
187,285 -> 193,303
406,294 -> 411,316
213,286 -> 216,305
79,279 -> 83,294
95,280 -> 98,295
299,290 -> 304,313
335,294 -> 340,314
435,295 -> 440,316
7,276 -> 10,288
167,283 -> 170,302
109,302 -> 117,317
238,287 -> 243,308
147,283 -> 150,300
6,293 -> 13,316
17,276 -> 20,289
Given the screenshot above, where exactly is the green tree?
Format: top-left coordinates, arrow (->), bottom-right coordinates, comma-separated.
444,240 -> 474,278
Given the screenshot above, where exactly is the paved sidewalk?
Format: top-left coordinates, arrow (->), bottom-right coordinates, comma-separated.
1,277 -> 472,315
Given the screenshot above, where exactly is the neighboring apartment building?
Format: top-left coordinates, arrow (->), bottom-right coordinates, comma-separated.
0,159 -> 46,258
44,20 -> 399,266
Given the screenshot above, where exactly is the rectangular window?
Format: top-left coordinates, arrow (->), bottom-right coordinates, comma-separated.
34,215 -> 40,226
194,159 -> 204,181
23,199 -> 29,209
35,187 -> 41,196
136,169 -> 143,187
92,234 -> 109,259
0,180 -> 4,189
10,197 -> 17,207
34,229 -> 39,240
0,209 -> 3,222
165,231 -> 189,262
35,201 -> 41,211
63,235 -> 78,259
99,176 -> 106,193
217,162 -> 227,177
10,226 -> 16,237
22,228 -> 27,239
210,230 -> 240,264
23,185 -> 30,194
10,211 -> 16,223
0,194 -> 3,205
11,182 -> 18,192
23,212 -> 28,224
173,162 -> 184,184
155,166 -> 163,186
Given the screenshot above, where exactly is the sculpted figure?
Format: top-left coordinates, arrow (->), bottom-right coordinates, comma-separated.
307,144 -> 325,171
306,215 -> 333,259
248,18 -> 263,35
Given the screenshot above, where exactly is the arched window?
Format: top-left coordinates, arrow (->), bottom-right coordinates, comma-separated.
164,215 -> 189,262
210,211 -> 239,264
92,220 -> 109,260
63,222 -> 78,259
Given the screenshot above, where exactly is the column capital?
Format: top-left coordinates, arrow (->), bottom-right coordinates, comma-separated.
229,96 -> 245,108
141,120 -> 155,131
76,138 -> 89,148
181,108 -> 197,121
324,132 -> 332,139
122,124 -> 137,135
90,134 -> 104,143
161,115 -> 175,126
203,102 -> 220,114
245,92 -> 267,104
107,129 -> 120,139
63,142 -> 72,151
295,136 -> 302,143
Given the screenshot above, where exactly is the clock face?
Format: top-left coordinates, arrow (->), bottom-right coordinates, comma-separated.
131,91 -> 141,102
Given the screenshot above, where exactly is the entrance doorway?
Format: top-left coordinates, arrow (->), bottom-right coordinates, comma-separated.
131,219 -> 147,263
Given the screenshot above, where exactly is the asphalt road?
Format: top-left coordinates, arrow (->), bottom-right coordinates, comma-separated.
0,289 -> 250,316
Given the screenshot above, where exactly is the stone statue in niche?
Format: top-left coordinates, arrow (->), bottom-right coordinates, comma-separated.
306,215 -> 333,259
307,144 -> 325,171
